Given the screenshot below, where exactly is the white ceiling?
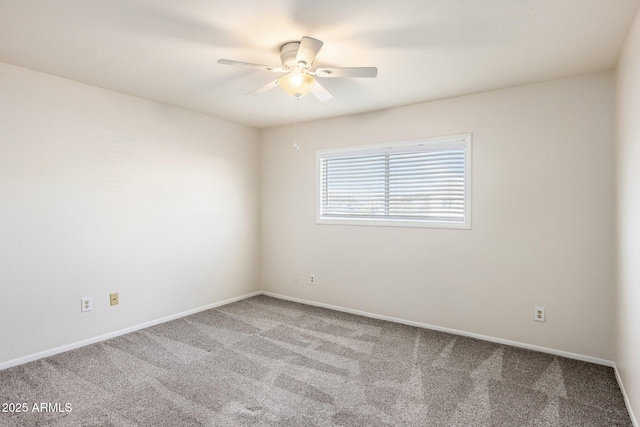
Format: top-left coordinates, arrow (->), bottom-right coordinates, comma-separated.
1,0 -> 638,128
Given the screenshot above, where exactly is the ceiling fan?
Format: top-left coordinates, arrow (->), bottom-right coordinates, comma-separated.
217,36 -> 378,101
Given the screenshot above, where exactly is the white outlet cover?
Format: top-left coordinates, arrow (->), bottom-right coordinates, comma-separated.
81,297 -> 92,312
534,306 -> 545,322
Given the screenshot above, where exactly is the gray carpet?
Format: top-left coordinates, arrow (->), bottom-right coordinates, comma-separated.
0,295 -> 632,426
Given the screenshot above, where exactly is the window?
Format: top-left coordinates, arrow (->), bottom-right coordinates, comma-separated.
316,134 -> 471,229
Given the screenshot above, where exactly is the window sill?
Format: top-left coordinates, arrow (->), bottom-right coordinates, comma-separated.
316,217 -> 471,230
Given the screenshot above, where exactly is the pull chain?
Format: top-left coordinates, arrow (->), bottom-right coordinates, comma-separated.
293,95 -> 300,151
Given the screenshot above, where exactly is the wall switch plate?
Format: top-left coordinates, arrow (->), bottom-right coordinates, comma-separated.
110,292 -> 119,306
310,274 -> 315,285
81,297 -> 92,312
534,306 -> 545,322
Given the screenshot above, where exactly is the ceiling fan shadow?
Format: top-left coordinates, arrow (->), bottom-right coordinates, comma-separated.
98,0 -> 245,49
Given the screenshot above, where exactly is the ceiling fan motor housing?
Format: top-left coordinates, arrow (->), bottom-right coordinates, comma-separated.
280,42 -> 302,69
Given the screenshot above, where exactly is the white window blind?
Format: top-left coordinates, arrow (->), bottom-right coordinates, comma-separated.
316,134 -> 471,229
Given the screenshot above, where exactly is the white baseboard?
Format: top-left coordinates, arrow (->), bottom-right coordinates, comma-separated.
614,363 -> 639,427
261,291 -> 614,367
0,291 -> 261,371
0,289 -> 621,381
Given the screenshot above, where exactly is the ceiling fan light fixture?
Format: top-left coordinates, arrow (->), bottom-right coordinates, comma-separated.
279,72 -> 315,98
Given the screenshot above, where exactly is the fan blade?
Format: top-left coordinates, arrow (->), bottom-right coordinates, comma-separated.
218,59 -> 285,72
310,80 -> 333,102
295,37 -> 323,68
314,67 -> 378,78
246,79 -> 280,95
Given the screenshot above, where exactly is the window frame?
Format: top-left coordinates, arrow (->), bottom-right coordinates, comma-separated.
315,133 -> 472,229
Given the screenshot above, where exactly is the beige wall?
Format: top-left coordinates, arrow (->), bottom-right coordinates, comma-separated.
616,5 -> 640,422
259,72 -> 616,361
0,62 -> 260,365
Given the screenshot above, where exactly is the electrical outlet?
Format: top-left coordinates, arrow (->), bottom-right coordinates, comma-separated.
110,292 -> 119,306
534,306 -> 545,322
310,274 -> 315,285
81,297 -> 92,313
